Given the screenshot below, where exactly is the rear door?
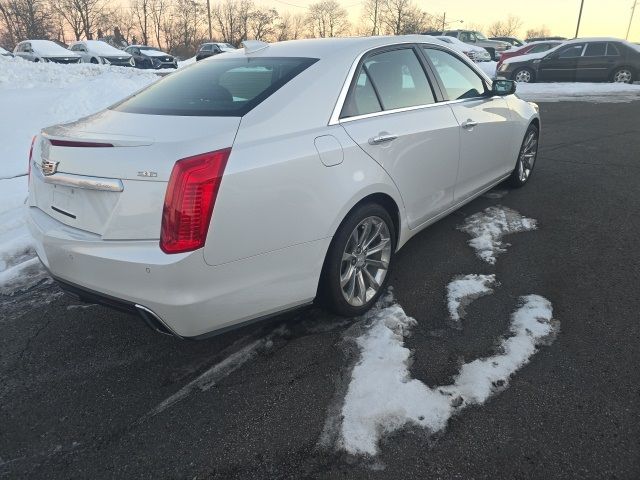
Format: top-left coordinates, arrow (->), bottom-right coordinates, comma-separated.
538,43 -> 585,81
339,45 -> 460,228
577,42 -> 609,81
422,46 -> 514,201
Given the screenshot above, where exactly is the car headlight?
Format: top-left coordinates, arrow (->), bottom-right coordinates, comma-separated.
129,57 -> 135,66
102,57 -> 110,65
498,64 -> 508,72
532,59 -> 542,64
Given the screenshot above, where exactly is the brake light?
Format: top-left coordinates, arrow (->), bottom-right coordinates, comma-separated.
27,135 -> 36,186
160,148 -> 231,254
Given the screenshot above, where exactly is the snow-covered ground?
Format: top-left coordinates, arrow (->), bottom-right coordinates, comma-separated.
0,56 -> 161,291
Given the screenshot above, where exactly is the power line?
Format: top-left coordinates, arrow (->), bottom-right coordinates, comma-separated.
626,0 -> 637,40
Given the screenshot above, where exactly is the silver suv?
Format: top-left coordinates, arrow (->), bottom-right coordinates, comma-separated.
443,30 -> 511,60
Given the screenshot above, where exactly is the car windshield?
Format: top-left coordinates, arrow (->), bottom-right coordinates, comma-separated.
474,32 -> 487,40
112,56 -> 318,116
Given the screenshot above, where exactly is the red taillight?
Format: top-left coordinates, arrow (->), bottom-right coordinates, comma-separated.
28,135 -> 36,185
160,148 -> 231,254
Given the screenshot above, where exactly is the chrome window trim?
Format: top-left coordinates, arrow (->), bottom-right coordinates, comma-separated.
329,40 -> 493,126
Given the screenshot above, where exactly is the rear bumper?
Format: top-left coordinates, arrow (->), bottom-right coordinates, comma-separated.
27,206 -> 328,338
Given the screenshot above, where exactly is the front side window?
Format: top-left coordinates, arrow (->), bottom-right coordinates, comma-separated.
200,44 -> 212,52
113,57 -> 317,116
529,44 -> 554,54
558,44 -> 584,58
423,48 -> 486,100
584,42 -> 606,57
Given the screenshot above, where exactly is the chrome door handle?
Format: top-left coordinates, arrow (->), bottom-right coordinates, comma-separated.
368,134 -> 398,145
461,120 -> 478,130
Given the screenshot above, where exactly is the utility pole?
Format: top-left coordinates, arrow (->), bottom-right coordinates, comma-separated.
627,1 -> 638,40
575,0 -> 585,38
442,12 -> 446,32
206,0 -> 212,41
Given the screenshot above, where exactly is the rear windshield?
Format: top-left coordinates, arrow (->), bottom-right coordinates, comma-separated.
112,56 -> 318,116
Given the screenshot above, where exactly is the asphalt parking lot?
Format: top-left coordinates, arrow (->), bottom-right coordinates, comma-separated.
2,100 -> 640,479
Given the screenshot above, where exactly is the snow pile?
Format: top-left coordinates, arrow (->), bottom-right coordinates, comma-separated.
339,294 -> 558,456
0,56 -> 160,292
458,206 -> 537,264
516,82 -> 640,103
446,274 -> 497,323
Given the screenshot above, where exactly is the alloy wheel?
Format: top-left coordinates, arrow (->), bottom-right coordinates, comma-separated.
340,216 -> 392,307
518,129 -> 538,182
613,69 -> 633,84
514,69 -> 532,83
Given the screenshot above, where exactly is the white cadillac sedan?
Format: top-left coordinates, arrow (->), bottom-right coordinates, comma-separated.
27,36 -> 540,338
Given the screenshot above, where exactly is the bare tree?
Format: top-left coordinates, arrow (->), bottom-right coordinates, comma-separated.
52,0 -> 111,40
131,0 -> 152,44
0,0 -> 56,47
487,15 -> 522,37
360,0 -> 382,36
249,6 -> 278,41
381,0 -> 426,35
274,11 -> 306,41
306,0 -> 349,38
211,0 -> 252,46
150,0 -> 168,48
525,25 -> 551,40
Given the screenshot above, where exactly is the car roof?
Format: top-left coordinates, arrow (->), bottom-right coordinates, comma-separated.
219,35 -> 454,61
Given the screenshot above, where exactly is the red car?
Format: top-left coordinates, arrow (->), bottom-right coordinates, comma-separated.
497,41 -> 563,69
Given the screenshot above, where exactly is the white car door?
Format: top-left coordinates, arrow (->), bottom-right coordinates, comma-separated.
339,46 -> 460,229
421,46 -> 514,201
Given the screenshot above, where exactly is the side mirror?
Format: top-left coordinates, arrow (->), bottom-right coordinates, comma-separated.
492,79 -> 516,96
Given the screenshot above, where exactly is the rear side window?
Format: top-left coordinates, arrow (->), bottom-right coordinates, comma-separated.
113,57 -> 317,116
341,48 -> 435,118
423,48 -> 486,100
584,43 -> 606,57
529,44 -> 554,54
606,43 -> 621,56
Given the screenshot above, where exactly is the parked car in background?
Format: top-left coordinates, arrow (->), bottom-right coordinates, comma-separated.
13,40 -> 81,63
68,40 -> 133,67
443,30 -> 511,60
490,36 -> 525,47
498,38 -> 640,83
434,35 -> 492,62
1,46 -> 14,57
525,36 -> 567,43
124,45 -> 177,69
496,40 -> 564,69
195,42 -> 237,61
26,36 -> 539,338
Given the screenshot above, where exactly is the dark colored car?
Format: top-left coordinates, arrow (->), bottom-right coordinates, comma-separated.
124,45 -> 177,69
497,39 -> 640,83
525,36 -> 567,43
195,42 -> 237,61
496,41 -> 563,69
490,36 -> 525,47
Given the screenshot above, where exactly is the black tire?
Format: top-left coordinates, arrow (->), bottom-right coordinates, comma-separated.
90,57 -> 99,64
512,67 -> 535,83
320,202 -> 396,317
508,124 -> 539,188
611,66 -> 634,84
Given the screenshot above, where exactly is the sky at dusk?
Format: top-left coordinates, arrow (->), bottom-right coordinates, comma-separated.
260,0 -> 640,41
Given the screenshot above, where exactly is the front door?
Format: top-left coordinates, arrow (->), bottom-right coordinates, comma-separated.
421,46 -> 515,201
339,46 -> 460,228
538,43 -> 585,82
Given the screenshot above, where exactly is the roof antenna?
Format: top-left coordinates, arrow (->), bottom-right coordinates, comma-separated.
242,40 -> 269,54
